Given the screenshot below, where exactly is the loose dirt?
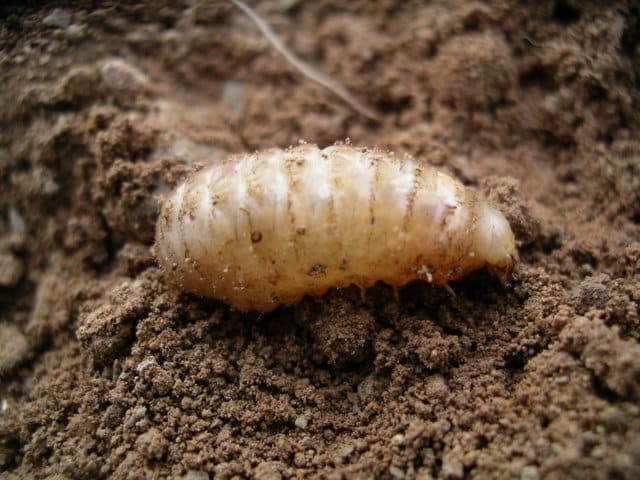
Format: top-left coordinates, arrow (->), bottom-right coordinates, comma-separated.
1,1 -> 639,479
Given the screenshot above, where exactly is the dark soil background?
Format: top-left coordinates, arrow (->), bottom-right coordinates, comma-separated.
1,1 -> 639,479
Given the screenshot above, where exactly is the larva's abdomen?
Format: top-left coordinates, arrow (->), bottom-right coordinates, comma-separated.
155,144 -> 517,312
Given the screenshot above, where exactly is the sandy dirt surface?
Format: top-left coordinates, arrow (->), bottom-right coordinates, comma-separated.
1,1 -> 639,479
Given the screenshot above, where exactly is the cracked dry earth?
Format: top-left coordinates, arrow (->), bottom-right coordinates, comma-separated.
1,1 -> 639,479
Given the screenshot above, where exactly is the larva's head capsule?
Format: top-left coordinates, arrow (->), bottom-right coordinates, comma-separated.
472,204 -> 519,281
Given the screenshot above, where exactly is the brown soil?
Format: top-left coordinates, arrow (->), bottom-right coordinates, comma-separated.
1,1 -> 639,479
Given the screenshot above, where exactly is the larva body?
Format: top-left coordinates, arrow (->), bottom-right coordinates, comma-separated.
155,144 -> 517,312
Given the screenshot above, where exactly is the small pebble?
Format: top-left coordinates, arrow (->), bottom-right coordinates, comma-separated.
340,445 -> 354,456
294,416 -> 308,429
521,465 -> 540,480
8,207 -> 25,234
128,406 -> 147,427
389,465 -> 406,479
357,374 -> 377,403
220,80 -> 245,114
184,470 -> 209,480
42,8 -> 72,29
100,58 -> 149,95
65,23 -> 86,39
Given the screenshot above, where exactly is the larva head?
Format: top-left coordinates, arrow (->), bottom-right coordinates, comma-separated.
472,203 -> 518,281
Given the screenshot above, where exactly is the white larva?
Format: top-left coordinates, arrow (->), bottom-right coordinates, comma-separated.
155,144 -> 518,312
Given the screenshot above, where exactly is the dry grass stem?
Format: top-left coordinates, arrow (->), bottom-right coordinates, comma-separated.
229,0 -> 382,122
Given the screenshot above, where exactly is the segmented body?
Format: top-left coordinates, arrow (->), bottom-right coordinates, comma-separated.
155,144 -> 517,312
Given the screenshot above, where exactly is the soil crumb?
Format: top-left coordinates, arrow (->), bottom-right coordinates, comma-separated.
1,1 -> 639,479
